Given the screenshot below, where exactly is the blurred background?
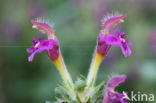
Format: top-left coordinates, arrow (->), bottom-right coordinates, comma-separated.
0,0 -> 156,103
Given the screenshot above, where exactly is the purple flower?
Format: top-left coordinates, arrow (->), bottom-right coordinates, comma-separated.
27,37 -> 59,61
27,19 -> 60,62
102,75 -> 128,103
87,14 -> 128,87
104,31 -> 132,56
96,14 -> 127,57
28,19 -> 74,88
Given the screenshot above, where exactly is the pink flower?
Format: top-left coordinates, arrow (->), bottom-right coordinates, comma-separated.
104,31 -> 132,56
102,75 -> 128,103
27,19 -> 59,62
96,14 -> 127,56
27,19 -> 74,89
87,14 -> 129,86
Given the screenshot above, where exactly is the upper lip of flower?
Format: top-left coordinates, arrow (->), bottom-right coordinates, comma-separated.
107,75 -> 126,90
31,20 -> 55,39
102,14 -> 126,34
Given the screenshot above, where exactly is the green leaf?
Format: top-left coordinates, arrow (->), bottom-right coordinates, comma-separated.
79,75 -> 86,80
96,98 -> 102,103
59,82 -> 70,92
62,95 -> 71,103
93,81 -> 104,93
92,90 -> 103,101
87,97 -> 91,103
88,78 -> 94,88
76,94 -> 81,103
55,87 -> 67,97
67,80 -> 73,89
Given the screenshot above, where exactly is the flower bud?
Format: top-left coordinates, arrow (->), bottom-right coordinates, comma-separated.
75,80 -> 86,91
55,87 -> 66,97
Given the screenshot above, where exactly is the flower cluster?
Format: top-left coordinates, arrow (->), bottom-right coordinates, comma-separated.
27,13 -> 131,103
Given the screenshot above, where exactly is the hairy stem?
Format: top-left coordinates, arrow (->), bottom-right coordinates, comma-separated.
86,50 -> 104,87
53,53 -> 74,88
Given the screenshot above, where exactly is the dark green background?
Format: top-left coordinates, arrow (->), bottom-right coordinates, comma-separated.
0,0 -> 156,103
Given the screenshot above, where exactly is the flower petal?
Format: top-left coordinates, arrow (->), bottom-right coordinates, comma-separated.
27,38 -> 54,62
121,42 -> 131,57
97,34 -> 111,55
107,75 -> 126,90
102,14 -> 126,34
104,34 -> 122,46
103,91 -> 128,103
37,39 -> 53,52
126,40 -> 132,45
31,20 -> 55,38
32,38 -> 38,44
46,39 -> 59,60
28,52 -> 36,62
27,47 -> 34,53
103,15 -> 126,28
